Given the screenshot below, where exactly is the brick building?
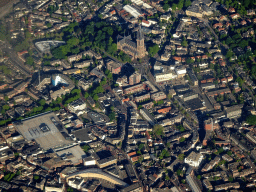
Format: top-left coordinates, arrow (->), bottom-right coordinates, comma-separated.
157,107 -> 171,114
151,92 -> 166,101
117,25 -> 146,60
129,72 -> 141,85
124,83 -> 145,94
106,60 -> 122,74
134,93 -> 150,103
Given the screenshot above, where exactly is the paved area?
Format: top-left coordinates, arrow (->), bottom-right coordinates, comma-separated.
15,112 -> 72,150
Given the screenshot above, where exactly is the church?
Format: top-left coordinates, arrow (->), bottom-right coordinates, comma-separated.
117,25 -> 146,60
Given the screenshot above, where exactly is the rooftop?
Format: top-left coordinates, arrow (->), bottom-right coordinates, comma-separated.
14,112 -> 72,150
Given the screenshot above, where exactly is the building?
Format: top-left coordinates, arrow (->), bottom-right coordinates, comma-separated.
201,156 -> 220,172
246,132 -> 256,144
123,83 -> 145,94
68,99 -> 86,113
96,155 -> 117,168
201,82 -> 215,90
66,168 -> 128,188
154,62 -> 177,82
129,72 -> 141,85
155,72 -> 175,83
106,60 -> 122,74
120,183 -> 143,192
56,145 -> 86,165
204,118 -> 213,131
186,174 -> 202,192
134,93 -> 150,103
74,60 -> 92,68
175,66 -> 186,77
187,68 -> 198,86
35,40 -> 65,54
182,92 -> 198,102
117,25 -> 146,60
52,74 -> 75,92
224,104 -> 243,119
123,5 -> 143,18
203,118 -> 214,146
151,92 -> 166,102
185,151 -> 203,167
140,108 -> 155,125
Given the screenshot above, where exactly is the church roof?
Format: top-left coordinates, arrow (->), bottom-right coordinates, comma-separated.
119,35 -> 137,49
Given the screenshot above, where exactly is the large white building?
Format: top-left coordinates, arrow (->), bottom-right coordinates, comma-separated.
154,62 -> 177,82
155,72 -> 175,83
175,66 -> 187,77
185,151 -> 203,167
68,99 -> 87,114
123,5 -> 142,18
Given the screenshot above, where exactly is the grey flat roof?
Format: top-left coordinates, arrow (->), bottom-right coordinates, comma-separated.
56,145 -> 86,164
72,128 -> 92,142
14,112 -> 72,150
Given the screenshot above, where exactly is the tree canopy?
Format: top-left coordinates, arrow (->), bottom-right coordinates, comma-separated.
148,44 -> 160,57
153,124 -> 164,136
246,115 -> 256,125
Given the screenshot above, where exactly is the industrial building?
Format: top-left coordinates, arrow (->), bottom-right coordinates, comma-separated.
35,40 -> 65,54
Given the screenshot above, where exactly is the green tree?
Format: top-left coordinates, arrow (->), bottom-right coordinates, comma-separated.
38,99 -> 46,106
108,112 -> 116,121
107,72 -> 113,80
181,37 -> 188,47
179,137 -> 185,142
148,44 -> 160,57
26,57 -> 34,66
163,4 -> 170,11
177,125 -> 185,132
62,17 -> 68,22
52,46 -> 67,59
82,145 -> 90,152
184,0 -> 191,7
2,105 -> 9,110
226,50 -> 233,58
93,94 -> 99,101
138,143 -> 144,150
153,124 -> 164,136
177,0 -> 184,9
46,22 -> 52,28
84,92 -> 89,99
246,115 -> 256,125
178,153 -> 185,161
67,187 -> 74,192
67,37 -> 80,47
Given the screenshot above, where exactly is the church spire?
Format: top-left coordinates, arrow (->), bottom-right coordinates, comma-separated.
137,25 -> 144,41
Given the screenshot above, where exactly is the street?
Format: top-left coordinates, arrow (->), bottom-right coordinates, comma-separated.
1,41 -> 32,77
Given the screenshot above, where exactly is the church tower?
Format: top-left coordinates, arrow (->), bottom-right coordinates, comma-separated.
136,25 -> 145,59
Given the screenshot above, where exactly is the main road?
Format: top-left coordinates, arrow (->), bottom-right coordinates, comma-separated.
0,41 -> 32,77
